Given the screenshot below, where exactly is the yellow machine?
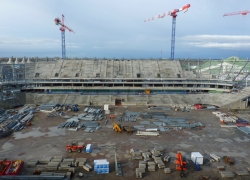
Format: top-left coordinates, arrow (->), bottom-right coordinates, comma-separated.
113,124 -> 122,133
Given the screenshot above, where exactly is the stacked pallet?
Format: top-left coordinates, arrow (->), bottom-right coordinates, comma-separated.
58,158 -> 74,171
220,171 -> 235,178
76,158 -> 87,167
27,160 -> 38,168
164,168 -> 171,174
130,148 -> 143,160
236,171 -> 249,176
147,161 -> 156,172
46,162 -> 60,170
210,154 -> 220,161
39,157 -> 52,164
136,168 -> 145,179
153,156 -> 165,169
141,150 -> 151,161
83,163 -> 92,172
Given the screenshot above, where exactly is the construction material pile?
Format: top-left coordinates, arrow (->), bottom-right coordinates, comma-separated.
117,111 -> 140,122
57,108 -> 102,132
213,112 -> 238,123
130,147 -> 167,178
0,106 -> 35,138
38,104 -> 79,115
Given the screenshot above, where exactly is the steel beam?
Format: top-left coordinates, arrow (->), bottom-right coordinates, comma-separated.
233,59 -> 249,82
225,57 -> 236,80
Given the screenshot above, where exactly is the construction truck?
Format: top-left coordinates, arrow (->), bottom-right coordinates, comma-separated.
113,124 -> 134,134
66,142 -> 85,153
175,152 -> 187,178
123,126 -> 134,134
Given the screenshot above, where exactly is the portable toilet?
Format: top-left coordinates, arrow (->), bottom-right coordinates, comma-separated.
191,152 -> 203,165
86,144 -> 92,153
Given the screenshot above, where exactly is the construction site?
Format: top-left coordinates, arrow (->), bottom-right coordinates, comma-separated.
0,55 -> 250,180
1,3 -> 250,180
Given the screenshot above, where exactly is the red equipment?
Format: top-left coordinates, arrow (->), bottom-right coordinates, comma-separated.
0,160 -> 23,176
175,152 -> 187,171
66,142 -> 85,153
223,10 -> 250,17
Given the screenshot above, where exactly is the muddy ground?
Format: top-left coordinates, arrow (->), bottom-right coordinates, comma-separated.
0,105 -> 250,180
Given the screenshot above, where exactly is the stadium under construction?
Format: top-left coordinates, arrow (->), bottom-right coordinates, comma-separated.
0,56 -> 250,109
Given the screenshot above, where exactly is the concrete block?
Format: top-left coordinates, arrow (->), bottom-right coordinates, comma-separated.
39,157 -> 52,164
54,156 -> 63,159
164,168 -> 171,174
83,165 -> 91,172
139,164 -> 146,169
139,161 -> 147,164
148,166 -> 155,172
76,158 -> 87,163
136,168 -> 145,173
236,171 -> 249,176
148,161 -> 156,166
63,158 -> 74,162
85,163 -> 92,170
27,162 -> 37,168
68,167 -> 75,173
136,171 -> 143,178
132,156 -> 143,160
47,162 -> 60,167
51,158 -> 62,162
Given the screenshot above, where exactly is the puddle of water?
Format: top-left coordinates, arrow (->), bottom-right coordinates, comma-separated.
222,147 -> 229,151
14,127 -> 46,139
14,126 -> 65,140
106,125 -> 113,128
214,138 -> 229,143
214,151 -> 248,158
177,143 -> 192,148
47,126 -> 65,137
234,137 -> 250,142
2,142 -> 14,151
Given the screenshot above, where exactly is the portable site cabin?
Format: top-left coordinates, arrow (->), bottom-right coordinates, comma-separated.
191,152 -> 203,165
86,144 -> 92,153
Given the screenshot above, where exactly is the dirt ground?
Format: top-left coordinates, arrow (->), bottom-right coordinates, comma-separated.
0,105 -> 250,180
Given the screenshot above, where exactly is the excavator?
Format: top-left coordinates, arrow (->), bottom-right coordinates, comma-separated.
113,124 -> 122,133
175,152 -> 187,178
113,124 -> 133,134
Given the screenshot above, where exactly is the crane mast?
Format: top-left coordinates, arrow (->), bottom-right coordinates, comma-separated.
144,4 -> 190,60
54,14 -> 75,59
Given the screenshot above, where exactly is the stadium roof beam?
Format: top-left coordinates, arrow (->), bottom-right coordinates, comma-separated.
225,57 -> 236,80
217,58 -> 224,79
209,58 -> 212,74
233,58 -> 249,82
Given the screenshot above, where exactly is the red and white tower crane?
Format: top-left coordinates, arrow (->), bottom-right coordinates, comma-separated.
145,4 -> 190,60
223,10 -> 250,17
54,14 -> 75,59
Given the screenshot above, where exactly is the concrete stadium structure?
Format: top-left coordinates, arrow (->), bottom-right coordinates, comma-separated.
0,56 -> 250,109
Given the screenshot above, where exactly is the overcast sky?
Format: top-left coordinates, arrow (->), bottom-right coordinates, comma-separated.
1,0 -> 250,59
